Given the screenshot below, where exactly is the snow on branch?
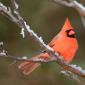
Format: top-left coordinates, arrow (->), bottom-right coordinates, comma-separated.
52,0 -> 74,7
61,70 -> 85,85
53,0 -> 85,27
0,0 -> 85,84
53,0 -> 85,16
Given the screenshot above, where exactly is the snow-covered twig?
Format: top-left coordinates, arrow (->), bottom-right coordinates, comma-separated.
52,0 -> 74,7
61,71 -> 85,85
53,0 -> 85,27
53,0 -> 85,16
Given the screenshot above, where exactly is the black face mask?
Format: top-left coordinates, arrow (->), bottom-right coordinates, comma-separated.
66,29 -> 75,38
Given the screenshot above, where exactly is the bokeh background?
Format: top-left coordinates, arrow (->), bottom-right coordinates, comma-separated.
0,0 -> 85,85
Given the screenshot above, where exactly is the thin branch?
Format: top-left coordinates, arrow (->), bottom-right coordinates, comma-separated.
53,0 -> 85,16
53,0 -> 85,28
0,2 -> 18,22
61,71 -> 85,85
80,16 -> 85,28
52,0 -> 74,7
72,1 -> 85,16
0,42 -> 56,63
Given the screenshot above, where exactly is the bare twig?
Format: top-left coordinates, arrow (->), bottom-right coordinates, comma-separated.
52,0 -> 74,7
53,0 -> 85,28
53,0 -> 85,16
0,2 -> 18,22
61,71 -> 85,85
80,16 -> 85,27
72,1 -> 85,16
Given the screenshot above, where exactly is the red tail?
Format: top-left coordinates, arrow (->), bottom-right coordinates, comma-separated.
18,53 -> 49,75
18,61 -> 40,75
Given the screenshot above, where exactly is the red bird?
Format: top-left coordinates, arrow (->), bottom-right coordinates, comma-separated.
18,18 -> 78,75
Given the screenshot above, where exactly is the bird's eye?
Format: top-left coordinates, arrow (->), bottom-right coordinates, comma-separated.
66,29 -> 75,38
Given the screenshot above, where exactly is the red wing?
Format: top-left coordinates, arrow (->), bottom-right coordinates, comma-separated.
48,35 -> 59,47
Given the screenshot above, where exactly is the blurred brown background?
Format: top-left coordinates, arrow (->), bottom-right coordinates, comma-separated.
0,0 -> 85,85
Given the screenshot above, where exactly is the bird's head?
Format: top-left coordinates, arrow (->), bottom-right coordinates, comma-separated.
61,18 -> 75,38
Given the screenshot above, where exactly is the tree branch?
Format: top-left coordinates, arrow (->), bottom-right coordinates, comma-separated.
53,0 -> 85,28
53,0 -> 85,16
61,71 -> 85,85
52,0 -> 74,7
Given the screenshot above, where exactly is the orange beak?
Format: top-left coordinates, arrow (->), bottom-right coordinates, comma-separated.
68,30 -> 75,36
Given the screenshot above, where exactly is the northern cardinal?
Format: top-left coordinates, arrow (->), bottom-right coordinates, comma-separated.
18,18 -> 78,75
